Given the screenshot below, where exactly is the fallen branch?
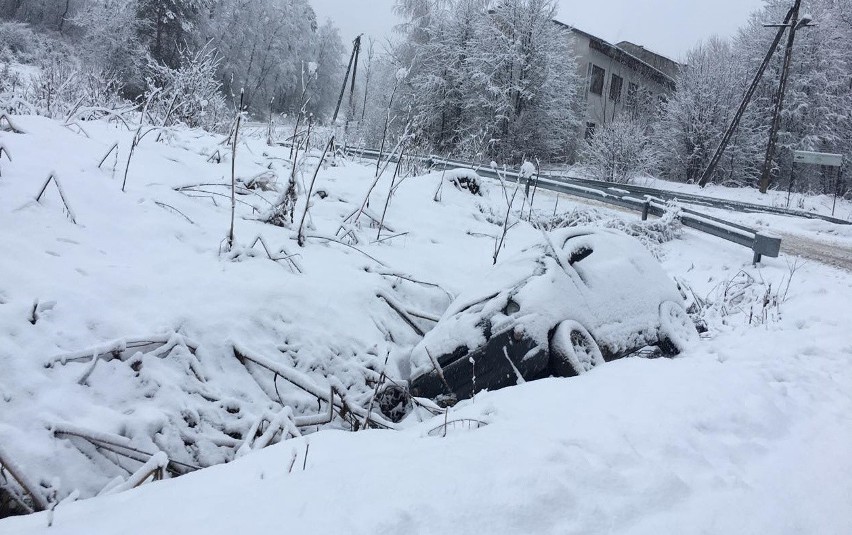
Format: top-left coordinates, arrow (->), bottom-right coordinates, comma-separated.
376,292 -> 425,336
44,333 -> 199,368
233,343 -> 396,431
0,113 -> 24,133
304,234 -> 388,267
0,444 -> 49,511
102,452 -> 168,495
154,201 -> 195,225
52,423 -> 199,475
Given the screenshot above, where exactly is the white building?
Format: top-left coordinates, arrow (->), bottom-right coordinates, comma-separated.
556,23 -> 680,140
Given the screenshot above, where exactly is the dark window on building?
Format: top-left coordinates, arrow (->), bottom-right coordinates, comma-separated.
585,122 -> 596,141
589,64 -> 605,96
626,82 -> 639,107
609,74 -> 623,102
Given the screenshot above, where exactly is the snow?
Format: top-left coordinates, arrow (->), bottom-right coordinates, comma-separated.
637,175 -> 852,222
1,115 -> 851,533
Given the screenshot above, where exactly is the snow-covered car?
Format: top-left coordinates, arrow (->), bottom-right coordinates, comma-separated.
406,227 -> 696,401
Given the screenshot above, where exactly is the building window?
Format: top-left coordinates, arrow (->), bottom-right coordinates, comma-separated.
609,74 -> 623,102
626,82 -> 639,107
589,64 -> 605,96
585,122 -> 596,141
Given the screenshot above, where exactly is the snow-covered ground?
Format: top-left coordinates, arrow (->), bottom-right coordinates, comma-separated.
1,116 -> 851,534
640,174 -> 852,222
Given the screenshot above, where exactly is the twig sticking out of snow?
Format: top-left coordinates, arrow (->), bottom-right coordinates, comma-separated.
102,452 -> 168,495
350,130 -> 410,228
227,90 -> 245,252
0,444 -> 49,512
236,407 -> 303,457
35,172 -> 77,224
302,442 -> 310,471
249,235 -> 303,273
97,142 -> 119,170
0,142 -> 11,178
493,183 -> 521,265
376,145 -> 406,242
427,418 -> 487,438
62,121 -> 90,138
154,201 -> 195,225
0,113 -> 24,133
52,423 -> 200,476
44,333 -> 199,368
122,90 -> 159,193
376,292 -> 426,336
303,234 -> 388,267
298,136 -> 335,247
233,343 -> 397,431
361,350 -> 391,431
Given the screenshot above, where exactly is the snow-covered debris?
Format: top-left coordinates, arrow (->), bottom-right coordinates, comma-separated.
0,113 -> 851,534
519,160 -> 536,179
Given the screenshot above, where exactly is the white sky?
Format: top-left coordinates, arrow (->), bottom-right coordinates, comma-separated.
310,0 -> 767,61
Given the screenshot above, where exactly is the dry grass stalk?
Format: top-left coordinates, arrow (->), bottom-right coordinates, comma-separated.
298,136 -> 335,247
35,172 -> 77,224
227,90 -> 245,251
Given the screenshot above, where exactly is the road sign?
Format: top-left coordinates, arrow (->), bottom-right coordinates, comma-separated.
793,150 -> 843,167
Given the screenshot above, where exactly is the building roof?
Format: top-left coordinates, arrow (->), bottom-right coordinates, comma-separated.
552,20 -> 678,90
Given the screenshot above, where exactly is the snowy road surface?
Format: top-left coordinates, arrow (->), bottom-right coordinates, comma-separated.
779,232 -> 852,271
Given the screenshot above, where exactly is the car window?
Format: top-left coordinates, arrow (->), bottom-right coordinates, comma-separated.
568,246 -> 593,265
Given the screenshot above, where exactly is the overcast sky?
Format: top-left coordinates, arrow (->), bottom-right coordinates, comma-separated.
310,0 -> 767,61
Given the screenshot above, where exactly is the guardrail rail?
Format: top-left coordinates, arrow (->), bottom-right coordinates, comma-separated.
345,146 -> 784,264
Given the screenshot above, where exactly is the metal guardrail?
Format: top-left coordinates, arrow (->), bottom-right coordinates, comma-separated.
345,147 -> 783,264
544,172 -> 851,226
346,147 -> 849,225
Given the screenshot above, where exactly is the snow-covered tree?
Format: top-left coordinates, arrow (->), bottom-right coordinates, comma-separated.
655,0 -> 852,192
393,0 -> 583,162
737,0 -> 852,193
70,0 -> 147,88
136,0 -> 212,66
654,36 -> 760,185
581,116 -> 656,183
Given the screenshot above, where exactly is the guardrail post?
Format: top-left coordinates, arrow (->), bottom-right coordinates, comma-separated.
641,200 -> 650,221
752,251 -> 762,265
752,233 -> 781,265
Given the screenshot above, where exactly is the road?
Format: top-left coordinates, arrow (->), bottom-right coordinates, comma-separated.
778,233 -> 852,271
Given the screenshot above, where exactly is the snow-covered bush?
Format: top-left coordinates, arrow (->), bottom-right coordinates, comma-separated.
533,206 -> 682,255
0,21 -> 49,64
144,44 -> 229,131
580,117 -> 657,184
681,259 -> 802,330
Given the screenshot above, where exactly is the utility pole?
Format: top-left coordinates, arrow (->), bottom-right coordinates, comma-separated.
697,7 -> 793,188
759,0 -> 804,193
332,35 -> 362,124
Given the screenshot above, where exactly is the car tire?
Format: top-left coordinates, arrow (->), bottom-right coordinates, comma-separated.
658,301 -> 697,355
549,321 -> 604,377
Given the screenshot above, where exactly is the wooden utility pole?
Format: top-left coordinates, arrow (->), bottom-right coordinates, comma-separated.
332,35 -> 362,124
758,0 -> 803,193
697,6 -> 794,188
